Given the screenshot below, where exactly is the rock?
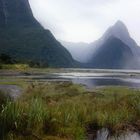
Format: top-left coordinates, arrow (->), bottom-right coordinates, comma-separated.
0,85 -> 23,100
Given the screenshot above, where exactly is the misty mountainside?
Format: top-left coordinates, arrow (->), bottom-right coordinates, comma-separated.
87,36 -> 138,69
88,21 -> 140,69
62,21 -> 140,69
60,41 -> 91,63
0,0 -> 75,67
99,21 -> 140,57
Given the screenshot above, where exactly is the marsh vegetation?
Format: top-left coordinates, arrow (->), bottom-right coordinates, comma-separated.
0,81 -> 140,140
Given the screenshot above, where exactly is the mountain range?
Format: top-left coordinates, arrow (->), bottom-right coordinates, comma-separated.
61,21 -> 140,69
0,0 -> 139,69
0,0 -> 76,67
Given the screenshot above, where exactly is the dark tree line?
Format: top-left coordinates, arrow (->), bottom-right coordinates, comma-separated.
0,53 -> 14,64
0,53 -> 48,68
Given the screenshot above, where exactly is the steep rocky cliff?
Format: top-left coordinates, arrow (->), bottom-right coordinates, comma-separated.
0,0 -> 40,28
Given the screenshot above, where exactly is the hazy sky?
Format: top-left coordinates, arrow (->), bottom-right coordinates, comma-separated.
29,0 -> 140,45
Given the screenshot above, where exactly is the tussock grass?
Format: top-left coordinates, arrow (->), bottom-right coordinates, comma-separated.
0,83 -> 140,139
0,64 -> 29,71
0,91 -> 12,106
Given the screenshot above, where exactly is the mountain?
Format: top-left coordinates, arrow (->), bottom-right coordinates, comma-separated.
0,0 -> 40,28
88,21 -> 140,69
88,36 -> 138,69
0,0 -> 75,67
62,21 -> 140,69
87,21 -> 140,69
102,21 -> 137,47
101,20 -> 140,56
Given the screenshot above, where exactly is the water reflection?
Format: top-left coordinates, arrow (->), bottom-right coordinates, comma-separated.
72,78 -> 140,89
22,71 -> 140,89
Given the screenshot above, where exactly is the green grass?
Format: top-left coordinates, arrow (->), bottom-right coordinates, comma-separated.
0,64 -> 29,71
0,80 -> 28,89
0,83 -> 140,140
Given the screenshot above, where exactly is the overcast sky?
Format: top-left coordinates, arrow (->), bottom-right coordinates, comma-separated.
29,0 -> 140,45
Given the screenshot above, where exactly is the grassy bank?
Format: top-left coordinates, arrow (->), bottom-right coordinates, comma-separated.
0,82 -> 140,140
0,64 -> 30,71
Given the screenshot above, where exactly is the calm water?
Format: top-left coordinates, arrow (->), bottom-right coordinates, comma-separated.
72,77 -> 140,89
30,69 -> 140,89
1,69 -> 140,89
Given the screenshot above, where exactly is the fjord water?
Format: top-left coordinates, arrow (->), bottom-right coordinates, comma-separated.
31,69 -> 140,89
72,77 -> 140,89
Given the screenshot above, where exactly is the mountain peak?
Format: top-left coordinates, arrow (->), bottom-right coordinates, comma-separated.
114,20 -> 126,27
112,20 -> 129,33
109,20 -> 129,35
102,20 -> 138,49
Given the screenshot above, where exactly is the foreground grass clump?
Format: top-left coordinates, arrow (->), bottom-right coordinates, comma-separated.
0,83 -> 140,140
